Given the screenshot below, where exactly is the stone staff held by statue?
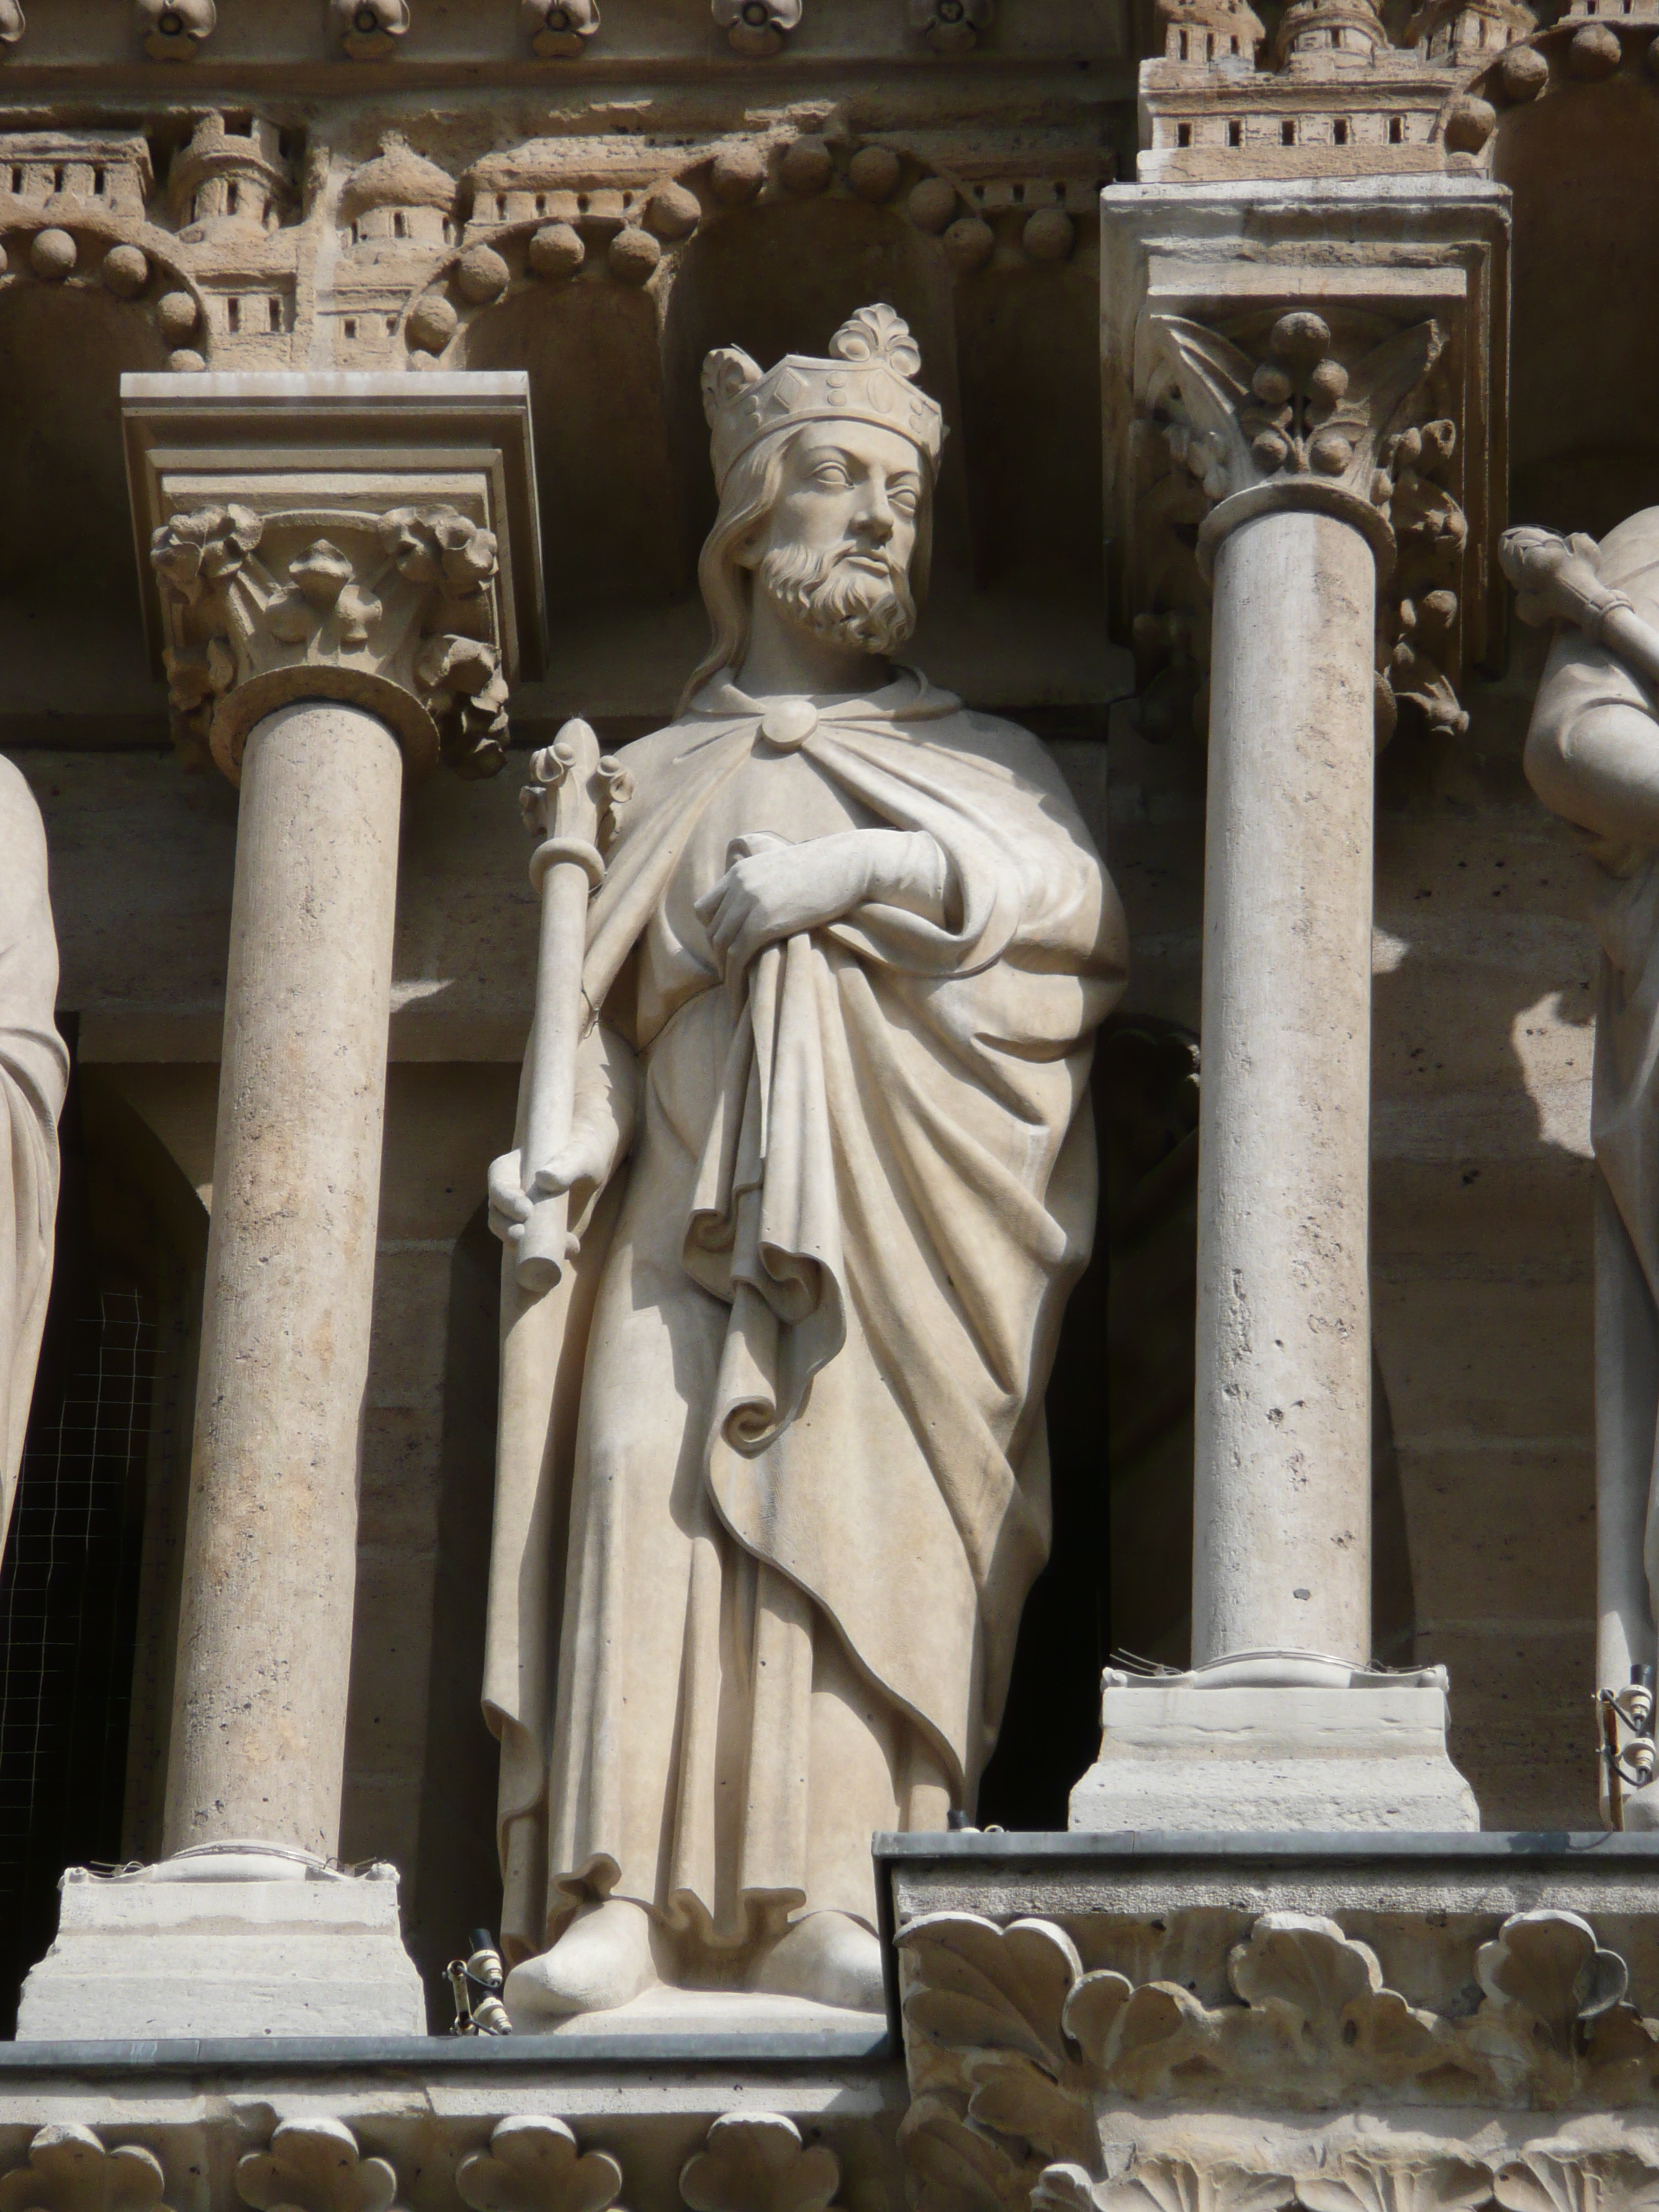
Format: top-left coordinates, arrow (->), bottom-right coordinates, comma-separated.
516,718 -> 631,1293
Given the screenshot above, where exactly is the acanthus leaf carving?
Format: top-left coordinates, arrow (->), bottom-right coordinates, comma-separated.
456,2118 -> 624,2212
415,631 -> 511,778
899,1912 -> 1082,2077
679,2116 -> 840,2212
1144,307 -> 1470,740
1093,2154 -> 1296,2212
150,498 -> 511,782
150,504 -> 263,604
235,2121 -> 401,2212
1066,1974 -> 1220,2098
958,2047 -> 1099,2171
899,2094 -> 1050,2212
1298,2152 -> 1496,2212
1149,310 -> 1443,523
1493,2149 -> 1659,2212
0,2128 -> 175,2212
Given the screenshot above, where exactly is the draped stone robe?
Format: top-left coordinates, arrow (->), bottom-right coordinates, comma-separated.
0,758 -> 67,1553
1528,513 -> 1659,1730
483,670 -> 1125,1961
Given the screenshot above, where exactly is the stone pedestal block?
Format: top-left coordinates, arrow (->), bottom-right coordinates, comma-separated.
14,1845 -> 426,2041
1067,1653 -> 1480,1833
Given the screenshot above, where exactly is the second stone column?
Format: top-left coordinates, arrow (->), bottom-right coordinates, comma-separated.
1075,251 -> 1501,1830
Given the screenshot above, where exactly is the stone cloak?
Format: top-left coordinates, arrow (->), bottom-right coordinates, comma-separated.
482,670 -> 1125,1955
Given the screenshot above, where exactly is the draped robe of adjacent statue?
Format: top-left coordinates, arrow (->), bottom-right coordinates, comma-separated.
482,668 -> 1125,1961
1527,511 -> 1659,1695
0,757 -> 67,1553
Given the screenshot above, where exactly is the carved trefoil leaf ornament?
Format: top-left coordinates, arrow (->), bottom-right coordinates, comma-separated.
1475,1909 -> 1629,2046
523,0 -> 599,53
908,0 -> 994,52
334,0 -> 411,58
136,0 -> 214,58
149,498 -> 512,781
711,0 -> 801,55
1225,1912 -> 1445,2080
680,2116 -> 840,2212
0,2128 -> 176,2212
235,2122 -> 401,2212
457,2119 -> 624,2212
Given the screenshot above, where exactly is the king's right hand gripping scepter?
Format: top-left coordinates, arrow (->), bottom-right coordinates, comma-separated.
516,717 -> 631,1294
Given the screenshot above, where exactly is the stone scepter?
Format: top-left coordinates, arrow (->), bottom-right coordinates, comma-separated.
516,719 -> 631,1292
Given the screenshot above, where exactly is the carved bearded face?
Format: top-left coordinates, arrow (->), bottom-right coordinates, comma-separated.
735,421 -> 925,657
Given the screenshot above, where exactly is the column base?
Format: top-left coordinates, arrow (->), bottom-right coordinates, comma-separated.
1067,1648 -> 1481,1833
15,1842 -> 428,2039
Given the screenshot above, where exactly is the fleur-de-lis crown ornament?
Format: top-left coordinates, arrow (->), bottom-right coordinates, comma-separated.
701,302 -> 946,493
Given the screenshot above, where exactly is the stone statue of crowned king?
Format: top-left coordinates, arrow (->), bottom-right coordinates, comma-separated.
482,303 -> 1127,2021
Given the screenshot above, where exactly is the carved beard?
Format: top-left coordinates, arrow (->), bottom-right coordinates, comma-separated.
756,539 -> 917,657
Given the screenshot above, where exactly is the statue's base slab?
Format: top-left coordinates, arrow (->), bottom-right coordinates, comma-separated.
1067,1649 -> 1480,1831
14,1842 -> 427,2041
544,1988 -> 886,2038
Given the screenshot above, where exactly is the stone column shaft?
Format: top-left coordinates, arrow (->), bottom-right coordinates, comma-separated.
1192,508 -> 1375,1668
123,372 -> 541,1865
163,699 -> 402,1856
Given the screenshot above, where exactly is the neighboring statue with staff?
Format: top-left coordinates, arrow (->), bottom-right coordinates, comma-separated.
1505,518 -> 1659,1825
484,303 -> 1127,2018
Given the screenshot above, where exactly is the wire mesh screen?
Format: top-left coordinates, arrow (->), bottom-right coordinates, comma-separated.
0,1282 -> 153,2026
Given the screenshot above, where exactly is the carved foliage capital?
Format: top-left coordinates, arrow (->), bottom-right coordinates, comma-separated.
149,496 -> 510,783
1142,306 -> 1472,737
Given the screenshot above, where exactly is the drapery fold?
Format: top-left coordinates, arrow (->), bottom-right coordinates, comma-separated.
484,669 -> 1124,1957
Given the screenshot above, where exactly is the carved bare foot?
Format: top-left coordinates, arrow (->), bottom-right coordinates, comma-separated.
503,1898 -> 658,2024
753,1910 -> 885,2012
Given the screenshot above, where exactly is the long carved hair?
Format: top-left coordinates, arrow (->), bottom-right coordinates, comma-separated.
678,422 -> 935,714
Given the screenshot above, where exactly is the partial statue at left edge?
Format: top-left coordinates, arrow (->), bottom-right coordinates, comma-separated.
0,757 -> 68,1555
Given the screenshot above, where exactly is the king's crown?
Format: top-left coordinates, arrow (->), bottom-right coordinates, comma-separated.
702,304 -> 946,493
